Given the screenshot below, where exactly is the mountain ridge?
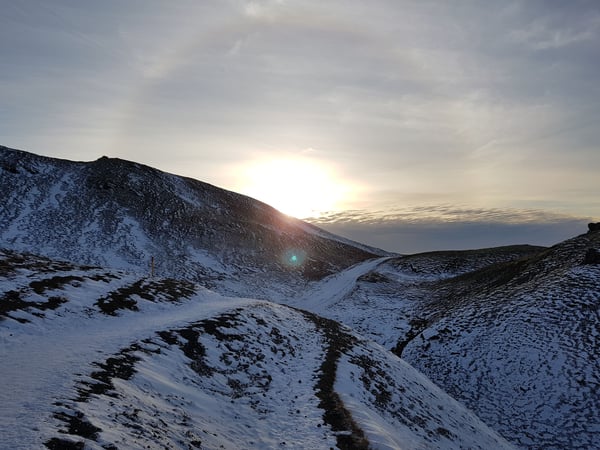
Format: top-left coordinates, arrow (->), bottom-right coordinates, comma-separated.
2,144 -> 598,448
0,145 -> 386,299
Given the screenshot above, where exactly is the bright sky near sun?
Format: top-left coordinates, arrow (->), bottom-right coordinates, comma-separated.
1,0 -> 599,252
234,155 -> 356,218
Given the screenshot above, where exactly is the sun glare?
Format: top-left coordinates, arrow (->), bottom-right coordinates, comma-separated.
236,157 -> 349,219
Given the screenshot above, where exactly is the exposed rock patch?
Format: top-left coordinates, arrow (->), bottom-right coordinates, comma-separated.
583,248 -> 600,264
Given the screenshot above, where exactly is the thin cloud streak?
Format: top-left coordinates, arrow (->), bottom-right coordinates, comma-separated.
310,206 -> 594,253
309,205 -> 593,226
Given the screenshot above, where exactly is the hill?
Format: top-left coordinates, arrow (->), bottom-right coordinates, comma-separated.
290,231 -> 600,448
0,145 -> 385,299
2,145 -> 598,448
0,249 -> 512,449
402,229 -> 600,449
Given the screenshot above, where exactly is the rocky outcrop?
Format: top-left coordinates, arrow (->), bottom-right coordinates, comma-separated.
588,222 -> 600,233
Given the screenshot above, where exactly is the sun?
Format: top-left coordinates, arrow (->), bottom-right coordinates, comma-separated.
236,157 -> 349,219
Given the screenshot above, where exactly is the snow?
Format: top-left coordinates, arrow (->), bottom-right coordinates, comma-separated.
289,257 -> 389,311
278,236 -> 600,448
68,303 -> 337,450
2,146 -> 598,449
398,255 -> 600,448
0,251 -> 514,449
0,268 -> 254,448
335,348 -> 514,450
285,257 -> 421,348
1,145 -> 384,301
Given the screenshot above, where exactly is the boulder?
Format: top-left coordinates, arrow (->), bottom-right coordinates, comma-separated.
588,223 -> 600,233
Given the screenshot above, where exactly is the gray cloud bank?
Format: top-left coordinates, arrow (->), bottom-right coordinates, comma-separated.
310,206 -> 592,254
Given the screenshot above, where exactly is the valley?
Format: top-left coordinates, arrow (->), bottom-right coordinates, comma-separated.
1,146 -> 599,449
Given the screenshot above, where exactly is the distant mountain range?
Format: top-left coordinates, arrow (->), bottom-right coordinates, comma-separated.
1,145 -> 598,449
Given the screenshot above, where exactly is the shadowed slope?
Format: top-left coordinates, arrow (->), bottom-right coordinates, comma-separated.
402,230 -> 600,448
0,145 -> 383,298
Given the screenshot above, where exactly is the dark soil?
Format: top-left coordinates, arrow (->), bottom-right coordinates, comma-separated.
29,276 -> 84,294
301,310 -> 371,450
0,290 -> 68,321
53,411 -> 101,439
391,317 -> 429,358
76,346 -> 142,402
95,278 -> 196,315
44,437 -> 84,450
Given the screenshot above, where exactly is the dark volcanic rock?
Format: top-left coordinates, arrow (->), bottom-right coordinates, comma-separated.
588,222 -> 600,233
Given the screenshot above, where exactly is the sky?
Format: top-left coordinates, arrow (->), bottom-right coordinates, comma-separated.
1,0 -> 599,253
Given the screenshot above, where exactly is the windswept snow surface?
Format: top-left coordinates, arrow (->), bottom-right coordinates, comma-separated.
288,237 -> 600,448
0,250 -> 513,449
402,234 -> 600,449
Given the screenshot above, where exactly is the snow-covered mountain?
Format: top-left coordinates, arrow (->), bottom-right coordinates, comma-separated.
0,249 -> 513,449
292,231 -> 600,449
2,145 -> 598,449
0,145 -> 385,299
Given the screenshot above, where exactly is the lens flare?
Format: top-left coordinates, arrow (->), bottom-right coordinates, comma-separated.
282,249 -> 306,268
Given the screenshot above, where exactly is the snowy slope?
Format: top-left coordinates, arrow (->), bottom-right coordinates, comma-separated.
288,246 -> 543,349
402,231 -> 600,449
0,145 -> 383,300
3,144 -> 597,449
0,250 -> 513,449
290,233 -> 600,448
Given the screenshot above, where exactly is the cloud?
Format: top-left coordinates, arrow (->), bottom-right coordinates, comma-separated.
309,206 -> 595,253
309,205 -> 593,226
507,4 -> 600,50
1,0 -> 598,235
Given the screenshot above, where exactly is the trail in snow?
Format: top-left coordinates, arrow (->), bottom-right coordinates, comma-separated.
0,288 -> 255,449
285,256 -> 422,349
1,253 -> 517,450
288,257 -> 389,311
